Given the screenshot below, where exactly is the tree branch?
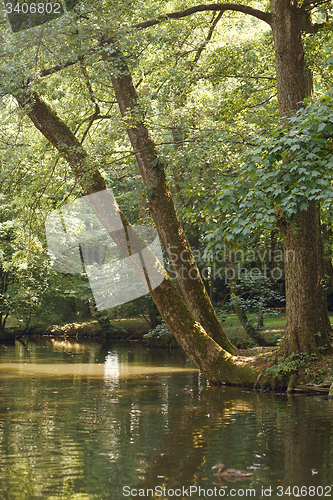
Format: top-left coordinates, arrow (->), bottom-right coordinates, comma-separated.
192,11 -> 224,66
299,1 -> 331,32
302,0 -> 331,10
33,4 -> 271,82
299,12 -> 327,32
303,21 -> 327,32
132,3 -> 272,29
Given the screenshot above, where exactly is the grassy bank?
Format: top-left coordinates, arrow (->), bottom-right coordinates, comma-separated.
223,313 -> 286,348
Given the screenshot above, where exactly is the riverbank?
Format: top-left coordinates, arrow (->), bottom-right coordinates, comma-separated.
0,317 -> 151,342
2,314 -> 332,393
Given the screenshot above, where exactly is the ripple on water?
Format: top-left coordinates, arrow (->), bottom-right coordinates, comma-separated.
0,342 -> 333,499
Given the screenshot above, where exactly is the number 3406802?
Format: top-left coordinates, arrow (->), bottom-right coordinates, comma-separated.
5,3 -> 62,14
277,485 -> 332,497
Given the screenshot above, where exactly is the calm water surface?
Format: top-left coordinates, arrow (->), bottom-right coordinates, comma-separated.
0,339 -> 333,499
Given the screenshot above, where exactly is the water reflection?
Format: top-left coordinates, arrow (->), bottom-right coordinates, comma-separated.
104,352 -> 120,389
0,341 -> 332,499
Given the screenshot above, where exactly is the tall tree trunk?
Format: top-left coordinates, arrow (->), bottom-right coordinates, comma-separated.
270,0 -> 308,120
270,0 -> 332,355
278,203 -> 331,354
14,90 -> 257,384
101,44 -> 235,353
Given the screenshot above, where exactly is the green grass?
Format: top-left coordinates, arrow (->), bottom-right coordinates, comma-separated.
223,313 -> 286,349
224,312 -> 285,329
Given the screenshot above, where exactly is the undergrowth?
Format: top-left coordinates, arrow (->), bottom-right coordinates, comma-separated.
144,321 -> 178,347
265,350 -> 329,383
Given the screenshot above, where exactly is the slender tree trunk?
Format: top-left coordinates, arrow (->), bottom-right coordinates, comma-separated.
209,268 -> 215,303
148,306 -> 159,329
257,295 -> 264,330
14,90 -> 257,384
225,251 -> 275,347
101,44 -> 235,353
316,208 -> 333,345
270,0 -> 332,355
257,238 -> 273,330
322,225 -> 333,290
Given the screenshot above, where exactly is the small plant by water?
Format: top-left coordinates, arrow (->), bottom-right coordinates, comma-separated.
265,352 -> 321,381
144,321 -> 178,347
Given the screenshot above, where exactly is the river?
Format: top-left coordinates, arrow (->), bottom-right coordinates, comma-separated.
0,339 -> 332,499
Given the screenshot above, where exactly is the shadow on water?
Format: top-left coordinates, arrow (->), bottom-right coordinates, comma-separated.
0,339 -> 332,499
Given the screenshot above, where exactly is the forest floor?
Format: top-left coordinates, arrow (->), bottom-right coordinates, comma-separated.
4,312 -> 287,344
229,313 -> 333,389
238,345 -> 333,391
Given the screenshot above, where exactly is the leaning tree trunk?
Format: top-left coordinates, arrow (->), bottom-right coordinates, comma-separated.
14,90 -> 257,384
100,44 -> 235,353
270,0 -> 332,356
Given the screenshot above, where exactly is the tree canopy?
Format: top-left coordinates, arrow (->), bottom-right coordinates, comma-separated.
1,0 -> 333,385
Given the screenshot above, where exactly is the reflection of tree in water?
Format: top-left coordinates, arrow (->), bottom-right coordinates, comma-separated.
133,389 -> 258,491
279,396 -> 333,487
133,390 -> 333,492
1,344 -> 333,497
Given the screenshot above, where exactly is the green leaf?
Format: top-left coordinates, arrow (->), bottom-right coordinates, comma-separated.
317,122 -> 326,133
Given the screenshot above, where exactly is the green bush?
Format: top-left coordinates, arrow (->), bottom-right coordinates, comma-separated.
144,321 -> 178,347
95,310 -> 128,338
265,352 -> 319,380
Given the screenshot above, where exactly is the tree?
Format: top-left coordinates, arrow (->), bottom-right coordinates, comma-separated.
1,0 -> 332,384
104,0 -> 333,356
213,90 -> 333,357
135,0 -> 333,357
15,89 -> 255,384
268,0 -> 332,355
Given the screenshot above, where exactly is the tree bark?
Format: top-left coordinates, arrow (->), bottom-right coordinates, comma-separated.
14,90 -> 257,384
101,44 -> 236,354
270,0 -> 332,355
270,0 -> 308,120
257,292 -> 264,329
278,203 -> 332,355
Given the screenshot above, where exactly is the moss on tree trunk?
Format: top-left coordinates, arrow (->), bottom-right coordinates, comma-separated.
101,45 -> 236,354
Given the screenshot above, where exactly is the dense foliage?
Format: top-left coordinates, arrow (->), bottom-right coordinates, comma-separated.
0,0 -> 332,343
